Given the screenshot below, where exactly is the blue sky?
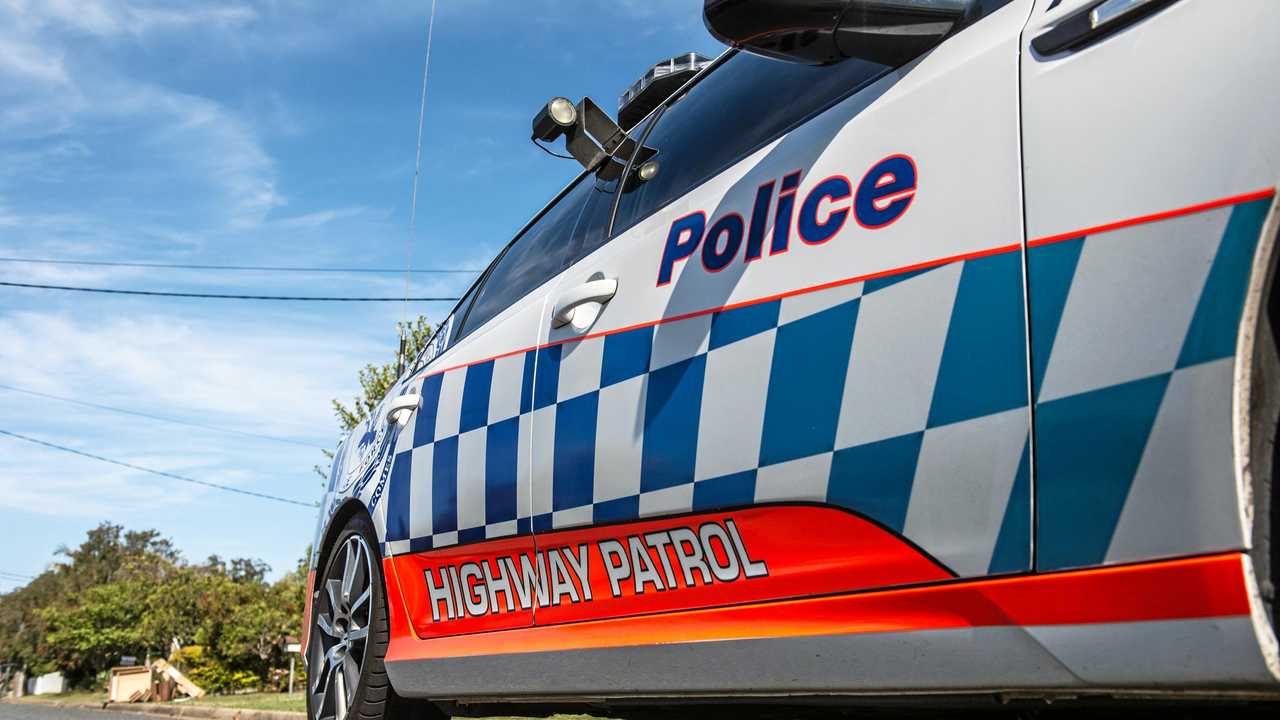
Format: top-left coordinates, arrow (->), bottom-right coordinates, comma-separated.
0,0 -> 723,586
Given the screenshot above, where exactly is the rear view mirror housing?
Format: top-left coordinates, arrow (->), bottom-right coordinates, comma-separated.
703,0 -> 973,66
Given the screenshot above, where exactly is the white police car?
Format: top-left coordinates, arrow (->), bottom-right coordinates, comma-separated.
304,1 -> 1280,716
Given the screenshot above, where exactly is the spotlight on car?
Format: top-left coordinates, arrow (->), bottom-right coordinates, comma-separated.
531,97 -> 578,142
637,160 -> 660,183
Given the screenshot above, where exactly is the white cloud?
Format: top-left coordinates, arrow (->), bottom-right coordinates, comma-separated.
0,35 -> 70,85
4,0 -> 258,38
0,308 -> 378,434
0,1 -> 284,229
132,85 -> 286,227
272,206 -> 366,230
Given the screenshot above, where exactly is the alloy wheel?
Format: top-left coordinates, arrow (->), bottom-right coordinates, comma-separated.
309,534 -> 374,720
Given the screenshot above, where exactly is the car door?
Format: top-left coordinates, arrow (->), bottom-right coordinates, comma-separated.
1021,0 -> 1280,571
379,176 -> 603,638
527,0 -> 1036,628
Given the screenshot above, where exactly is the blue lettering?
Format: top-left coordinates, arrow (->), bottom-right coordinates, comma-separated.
854,155 -> 917,229
657,212 -> 706,286
797,176 -> 852,245
702,213 -> 745,272
771,170 -> 802,255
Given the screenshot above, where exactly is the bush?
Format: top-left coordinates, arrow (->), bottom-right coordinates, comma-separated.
0,523 -> 309,694
174,645 -> 259,694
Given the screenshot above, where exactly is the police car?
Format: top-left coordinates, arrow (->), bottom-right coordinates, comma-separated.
304,0 -> 1280,716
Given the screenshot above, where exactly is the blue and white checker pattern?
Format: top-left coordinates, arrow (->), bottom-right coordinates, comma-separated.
383,248 -> 1034,579
382,350 -> 535,554
1031,197 -> 1272,571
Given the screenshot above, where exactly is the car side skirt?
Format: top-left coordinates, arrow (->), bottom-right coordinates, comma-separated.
384,552 -> 1280,699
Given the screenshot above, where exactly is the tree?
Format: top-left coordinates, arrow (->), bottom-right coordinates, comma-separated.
55,523 -> 179,592
315,315 -> 439,478
330,315 -> 437,432
0,572 -> 65,675
0,523 -> 310,692
0,522 -> 183,679
39,581 -> 150,683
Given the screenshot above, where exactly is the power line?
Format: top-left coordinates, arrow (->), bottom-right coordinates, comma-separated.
0,256 -> 481,274
0,429 -> 318,508
0,570 -> 35,580
0,281 -> 459,302
0,383 -> 328,450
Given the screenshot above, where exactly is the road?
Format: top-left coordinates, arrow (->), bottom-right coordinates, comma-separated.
0,706 -> 122,720
7,699 -> 1280,720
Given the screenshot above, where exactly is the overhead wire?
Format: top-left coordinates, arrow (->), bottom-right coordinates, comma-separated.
0,256 -> 481,274
0,429 -> 317,508
0,2 -> 459,517
0,383 -> 327,449
0,280 -> 458,302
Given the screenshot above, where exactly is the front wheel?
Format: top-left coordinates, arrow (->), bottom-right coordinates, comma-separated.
307,513 -> 440,720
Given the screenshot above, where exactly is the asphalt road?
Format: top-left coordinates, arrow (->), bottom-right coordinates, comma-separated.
0,706 -> 121,720
7,700 -> 1280,720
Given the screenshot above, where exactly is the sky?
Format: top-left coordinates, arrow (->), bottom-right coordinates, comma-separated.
0,0 -> 723,586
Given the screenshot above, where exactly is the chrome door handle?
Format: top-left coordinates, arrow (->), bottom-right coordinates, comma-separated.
1032,0 -> 1174,55
386,393 -> 420,426
552,278 -> 617,328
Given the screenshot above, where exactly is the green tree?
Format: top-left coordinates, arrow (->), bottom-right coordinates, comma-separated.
0,572 -> 65,675
330,315 -> 437,432
0,523 -> 311,693
39,581 -> 150,682
315,315 -> 439,479
0,522 -> 181,680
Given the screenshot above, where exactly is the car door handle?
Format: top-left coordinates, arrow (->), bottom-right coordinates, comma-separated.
1032,0 -> 1175,55
386,393 -> 420,426
552,278 -> 617,328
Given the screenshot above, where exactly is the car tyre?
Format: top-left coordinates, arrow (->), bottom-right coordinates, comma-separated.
307,513 -> 444,720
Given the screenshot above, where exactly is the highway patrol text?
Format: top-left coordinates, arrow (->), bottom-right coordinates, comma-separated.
422,518 -> 768,622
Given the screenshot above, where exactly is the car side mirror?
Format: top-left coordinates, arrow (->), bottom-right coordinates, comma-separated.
703,0 -> 973,67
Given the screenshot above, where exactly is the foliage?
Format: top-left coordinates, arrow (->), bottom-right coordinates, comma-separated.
330,315 -> 437,433
173,646 -> 259,694
0,522 -> 308,693
314,315 -> 440,479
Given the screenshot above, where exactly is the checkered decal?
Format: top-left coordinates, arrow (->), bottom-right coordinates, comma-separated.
1031,197 -> 1271,571
384,249 -> 1033,578
380,195 -> 1271,578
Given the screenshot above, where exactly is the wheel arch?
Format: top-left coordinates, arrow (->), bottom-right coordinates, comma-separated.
1237,189 -> 1280,680
315,498 -> 381,581
303,497 -> 382,665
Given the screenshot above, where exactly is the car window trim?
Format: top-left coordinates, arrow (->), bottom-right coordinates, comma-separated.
455,169 -> 595,342
606,103 -> 665,238
437,48 -> 739,350
606,49 -> 735,237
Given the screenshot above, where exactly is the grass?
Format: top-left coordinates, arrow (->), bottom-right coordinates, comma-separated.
10,691 -> 108,706
185,694 -> 607,719
10,690 -> 608,719
185,692 -> 306,713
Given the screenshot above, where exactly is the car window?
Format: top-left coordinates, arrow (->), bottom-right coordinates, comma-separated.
564,175 -> 617,264
971,0 -> 1015,18
565,112 -> 657,264
454,108 -> 663,341
611,51 -> 891,236
446,278 -> 480,345
455,174 -> 596,341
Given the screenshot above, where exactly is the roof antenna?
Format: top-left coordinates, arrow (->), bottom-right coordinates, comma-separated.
403,0 -> 439,376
